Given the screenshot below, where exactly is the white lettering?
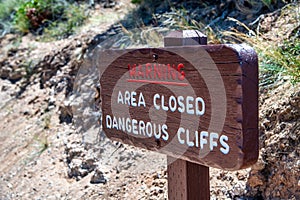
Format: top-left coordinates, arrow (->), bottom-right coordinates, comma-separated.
161,124 -> 169,141
117,91 -> 124,104
161,95 -> 169,111
186,129 -> 194,147
220,135 -> 230,154
195,130 -> 199,147
132,119 -> 138,134
151,94 -> 206,116
118,117 -> 125,131
177,127 -> 185,144
139,120 -> 145,135
209,132 -> 219,151
153,124 -> 161,139
153,93 -> 160,110
177,96 -> 185,113
195,97 -> 205,116
131,91 -> 137,107
169,96 -> 177,112
186,96 -> 194,115
138,92 -> 146,107
124,91 -> 130,105
200,131 -> 208,149
126,118 -> 131,132
146,122 -> 153,137
112,116 -> 118,129
106,115 -> 112,128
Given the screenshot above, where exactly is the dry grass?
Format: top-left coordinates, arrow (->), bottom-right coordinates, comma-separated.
222,3 -> 300,85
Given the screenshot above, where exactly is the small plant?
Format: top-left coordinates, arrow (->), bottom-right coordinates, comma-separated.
23,132 -> 50,164
261,0 -> 273,7
42,4 -> 87,40
43,114 -> 51,129
254,37 -> 300,85
27,133 -> 50,161
13,0 -> 66,33
0,0 -> 22,20
1,0 -> 88,38
131,0 -> 142,4
34,135 -> 49,154
270,39 -> 300,82
223,26 -> 300,85
20,59 -> 34,79
0,0 -> 22,35
13,0 -> 88,36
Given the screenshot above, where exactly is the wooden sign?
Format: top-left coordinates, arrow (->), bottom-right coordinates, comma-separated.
99,44 -> 258,170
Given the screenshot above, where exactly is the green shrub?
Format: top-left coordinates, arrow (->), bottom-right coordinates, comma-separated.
0,0 -> 88,38
262,39 -> 300,83
42,4 -> 87,40
0,0 -> 21,20
0,0 -> 22,35
222,35 -> 300,85
14,0 -> 65,33
131,0 -> 142,4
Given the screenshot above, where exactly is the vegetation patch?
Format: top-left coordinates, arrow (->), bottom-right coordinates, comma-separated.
260,38 -> 300,85
0,0 -> 22,36
14,0 -> 63,33
223,29 -> 300,85
0,0 -> 88,39
222,2 -> 300,85
42,4 -> 87,40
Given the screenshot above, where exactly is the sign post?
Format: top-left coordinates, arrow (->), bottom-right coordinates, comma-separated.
164,30 -> 210,200
98,29 -> 259,199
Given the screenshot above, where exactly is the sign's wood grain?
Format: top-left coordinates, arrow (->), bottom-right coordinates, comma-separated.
99,44 -> 258,170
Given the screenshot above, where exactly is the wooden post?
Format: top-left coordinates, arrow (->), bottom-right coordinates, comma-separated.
164,30 -> 210,200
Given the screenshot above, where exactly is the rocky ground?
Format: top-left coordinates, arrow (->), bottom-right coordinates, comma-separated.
0,0 -> 299,199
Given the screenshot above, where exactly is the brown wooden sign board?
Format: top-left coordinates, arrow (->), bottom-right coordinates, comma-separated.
99,44 -> 258,170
